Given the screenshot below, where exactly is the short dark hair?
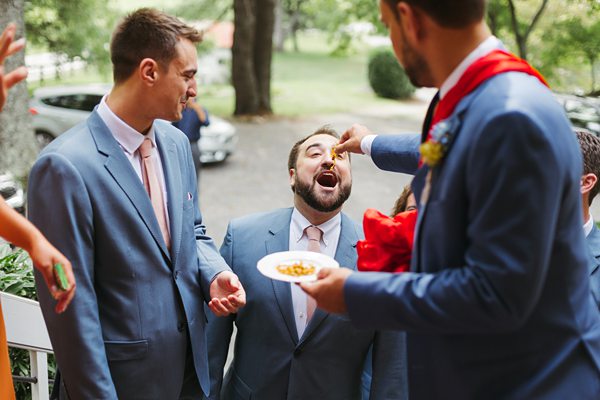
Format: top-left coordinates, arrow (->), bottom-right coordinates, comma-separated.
383,0 -> 487,28
287,126 -> 340,171
575,128 -> 600,204
110,8 -> 203,83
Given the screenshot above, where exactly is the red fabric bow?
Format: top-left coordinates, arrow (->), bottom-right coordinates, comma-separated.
357,208 -> 418,273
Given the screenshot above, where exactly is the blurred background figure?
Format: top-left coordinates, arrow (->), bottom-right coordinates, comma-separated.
574,128 -> 600,309
173,97 -> 210,180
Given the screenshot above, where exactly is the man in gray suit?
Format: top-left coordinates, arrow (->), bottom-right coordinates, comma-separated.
205,126 -> 406,400
28,9 -> 245,399
574,128 -> 600,309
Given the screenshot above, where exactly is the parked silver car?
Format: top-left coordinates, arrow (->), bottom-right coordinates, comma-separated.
0,172 -> 25,214
30,84 -> 237,163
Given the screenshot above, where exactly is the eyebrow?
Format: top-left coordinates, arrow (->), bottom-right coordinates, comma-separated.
182,68 -> 197,77
305,142 -> 327,152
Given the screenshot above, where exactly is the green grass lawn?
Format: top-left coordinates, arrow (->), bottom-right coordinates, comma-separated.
28,32 -> 399,118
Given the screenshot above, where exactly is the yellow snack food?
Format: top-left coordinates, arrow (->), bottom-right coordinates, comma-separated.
276,262 -> 316,277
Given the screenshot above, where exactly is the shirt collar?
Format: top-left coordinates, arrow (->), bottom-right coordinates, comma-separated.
439,36 -> 502,100
584,214 -> 594,237
97,95 -> 156,154
291,208 -> 341,248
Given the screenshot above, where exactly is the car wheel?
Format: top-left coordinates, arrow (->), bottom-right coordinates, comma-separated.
35,131 -> 55,150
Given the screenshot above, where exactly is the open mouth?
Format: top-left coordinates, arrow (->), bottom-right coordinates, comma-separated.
316,170 -> 338,188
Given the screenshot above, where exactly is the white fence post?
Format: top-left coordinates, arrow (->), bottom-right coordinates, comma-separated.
29,350 -> 49,400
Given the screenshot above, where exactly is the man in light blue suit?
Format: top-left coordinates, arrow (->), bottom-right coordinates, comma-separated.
302,1 -> 600,398
205,127 -> 407,400
28,9 -> 245,399
574,129 -> 600,309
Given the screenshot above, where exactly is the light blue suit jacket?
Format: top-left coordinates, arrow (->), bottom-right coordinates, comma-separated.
344,72 -> 600,398
205,208 -> 407,400
28,111 -> 230,399
586,223 -> 600,309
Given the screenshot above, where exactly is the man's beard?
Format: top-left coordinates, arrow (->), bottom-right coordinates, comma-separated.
294,178 -> 351,213
399,26 -> 433,87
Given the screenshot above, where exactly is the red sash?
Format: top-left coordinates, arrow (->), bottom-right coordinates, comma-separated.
357,49 -> 548,274
429,49 -> 548,138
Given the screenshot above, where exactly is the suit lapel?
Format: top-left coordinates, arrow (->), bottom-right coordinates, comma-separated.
299,213 -> 358,345
265,208 -> 299,344
411,92 -> 475,272
88,112 -> 170,261
156,127 -> 183,265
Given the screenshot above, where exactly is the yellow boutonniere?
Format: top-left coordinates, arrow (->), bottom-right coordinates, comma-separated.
419,119 -> 454,168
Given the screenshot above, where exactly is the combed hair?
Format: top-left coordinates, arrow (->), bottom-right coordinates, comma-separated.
110,8 -> 203,83
383,0 -> 487,28
287,126 -> 341,171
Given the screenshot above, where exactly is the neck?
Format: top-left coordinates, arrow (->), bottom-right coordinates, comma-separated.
583,196 -> 591,224
294,198 -> 340,226
427,22 -> 491,88
106,82 -> 153,134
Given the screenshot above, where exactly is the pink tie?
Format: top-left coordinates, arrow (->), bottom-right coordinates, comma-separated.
139,138 -> 170,249
305,225 -> 322,323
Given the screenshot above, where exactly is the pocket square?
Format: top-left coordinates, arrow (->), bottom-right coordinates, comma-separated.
187,192 -> 193,200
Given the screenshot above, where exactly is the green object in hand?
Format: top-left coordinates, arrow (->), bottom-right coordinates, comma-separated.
54,263 -> 70,291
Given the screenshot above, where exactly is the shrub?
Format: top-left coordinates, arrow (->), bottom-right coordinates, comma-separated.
368,48 -> 415,99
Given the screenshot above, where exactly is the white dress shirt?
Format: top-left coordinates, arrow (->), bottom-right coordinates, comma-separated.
289,208 -> 341,338
361,36 -> 502,156
584,214 -> 594,237
97,96 -> 170,232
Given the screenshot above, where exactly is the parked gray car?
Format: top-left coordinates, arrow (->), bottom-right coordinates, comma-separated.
30,84 -> 237,163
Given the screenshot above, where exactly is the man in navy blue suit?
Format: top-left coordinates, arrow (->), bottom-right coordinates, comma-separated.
302,1 -> 600,398
575,128 -> 600,309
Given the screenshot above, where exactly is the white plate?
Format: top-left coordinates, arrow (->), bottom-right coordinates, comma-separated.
257,251 -> 339,283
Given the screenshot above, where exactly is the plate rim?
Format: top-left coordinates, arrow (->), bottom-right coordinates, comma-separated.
257,250 -> 340,283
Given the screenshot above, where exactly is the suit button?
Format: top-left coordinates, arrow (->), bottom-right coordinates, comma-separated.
173,270 -> 179,280
293,348 -> 302,357
177,321 -> 185,332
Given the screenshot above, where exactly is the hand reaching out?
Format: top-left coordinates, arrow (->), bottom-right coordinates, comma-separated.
208,270 -> 247,316
0,23 -> 28,112
334,124 -> 374,155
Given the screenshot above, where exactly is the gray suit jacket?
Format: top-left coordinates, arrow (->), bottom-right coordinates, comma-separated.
28,111 -> 230,399
206,208 -> 407,400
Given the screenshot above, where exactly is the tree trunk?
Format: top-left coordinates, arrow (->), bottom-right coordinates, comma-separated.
232,0 -> 275,116
254,0 -> 275,114
506,0 -> 549,60
0,0 -> 37,178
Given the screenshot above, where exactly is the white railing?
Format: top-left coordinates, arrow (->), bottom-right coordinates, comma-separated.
1,291 -> 51,400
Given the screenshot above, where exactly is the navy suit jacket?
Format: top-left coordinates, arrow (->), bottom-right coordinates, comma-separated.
28,111 -> 230,399
205,208 -> 407,400
586,223 -> 600,309
344,72 -> 600,398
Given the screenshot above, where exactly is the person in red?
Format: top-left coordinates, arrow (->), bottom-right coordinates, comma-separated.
0,22 -> 76,400
302,0 -> 600,398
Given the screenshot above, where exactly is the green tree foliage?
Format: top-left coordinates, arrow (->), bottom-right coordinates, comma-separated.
545,17 -> 600,94
368,48 -> 415,99
25,0 -> 116,74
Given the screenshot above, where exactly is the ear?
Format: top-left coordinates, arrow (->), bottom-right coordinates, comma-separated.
139,58 -> 159,85
397,2 -> 425,43
581,173 -> 597,195
289,168 -> 296,188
